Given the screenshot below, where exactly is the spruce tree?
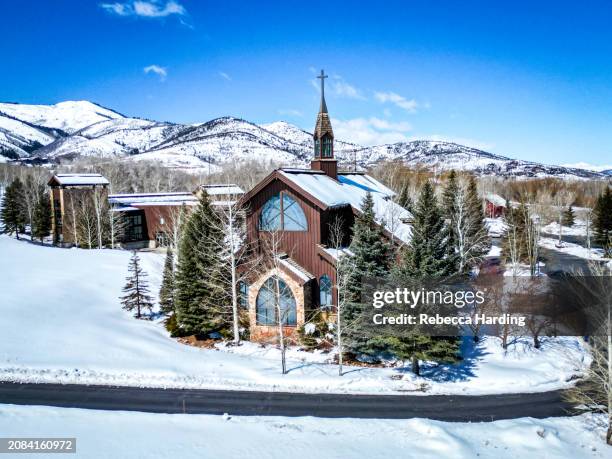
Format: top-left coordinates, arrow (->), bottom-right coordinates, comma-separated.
120,251 -> 154,319
159,247 -> 175,316
32,191 -> 52,243
397,181 -> 457,278
397,185 -> 413,212
393,181 -> 461,375
344,192 -> 391,356
562,205 -> 575,227
594,187 -> 612,256
462,177 -> 490,271
442,170 -> 459,221
174,192 -> 229,337
1,177 -> 27,239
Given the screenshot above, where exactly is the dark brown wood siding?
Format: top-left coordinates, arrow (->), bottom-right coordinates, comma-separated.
244,178 -> 337,307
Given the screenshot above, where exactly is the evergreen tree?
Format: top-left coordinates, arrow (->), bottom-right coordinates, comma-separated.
462,177 -> 490,271
0,177 -> 27,239
32,191 -> 52,243
397,185 -> 413,212
343,192 -> 391,356
174,192 -> 229,337
442,170 -> 459,221
120,251 -> 154,319
562,205 -> 575,227
159,247 -> 175,316
594,187 -> 612,256
502,201 -> 528,264
397,181 -> 457,278
393,181 -> 461,374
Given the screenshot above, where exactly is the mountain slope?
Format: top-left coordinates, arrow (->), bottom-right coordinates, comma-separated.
0,100 -> 608,179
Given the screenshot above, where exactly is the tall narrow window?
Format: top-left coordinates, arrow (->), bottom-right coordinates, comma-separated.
258,192 -> 307,231
314,139 -> 321,158
322,136 -> 333,158
256,276 -> 297,326
238,281 -> 248,309
320,275 -> 332,309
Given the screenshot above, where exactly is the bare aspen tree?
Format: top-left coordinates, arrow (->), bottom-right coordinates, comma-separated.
91,186 -> 107,249
328,216 -> 355,376
553,190 -> 575,247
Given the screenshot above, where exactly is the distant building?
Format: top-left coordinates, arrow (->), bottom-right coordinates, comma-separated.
48,173 -> 110,247
196,184 -> 245,207
108,192 -> 198,249
484,193 -> 507,218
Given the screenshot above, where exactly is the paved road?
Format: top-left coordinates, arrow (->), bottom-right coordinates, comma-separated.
0,382 -> 573,422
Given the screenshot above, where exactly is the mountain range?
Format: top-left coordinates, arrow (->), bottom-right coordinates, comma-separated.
0,100 -> 609,179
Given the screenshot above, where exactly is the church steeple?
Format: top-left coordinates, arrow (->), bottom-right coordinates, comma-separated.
312,69 -> 337,179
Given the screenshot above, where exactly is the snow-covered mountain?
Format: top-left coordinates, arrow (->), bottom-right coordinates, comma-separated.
0,100 -> 608,179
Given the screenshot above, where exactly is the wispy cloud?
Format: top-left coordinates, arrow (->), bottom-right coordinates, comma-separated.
143,64 -> 167,81
332,117 -> 412,146
100,1 -> 186,18
375,91 -> 419,113
277,109 -> 303,117
330,75 -> 366,100
218,71 -> 232,81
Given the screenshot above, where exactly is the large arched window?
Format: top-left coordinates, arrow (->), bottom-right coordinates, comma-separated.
320,275 -> 332,310
256,276 -> 297,326
259,192 -> 307,231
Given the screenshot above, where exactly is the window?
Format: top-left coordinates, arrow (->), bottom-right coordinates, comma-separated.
124,213 -> 144,242
314,139 -> 321,158
258,192 -> 307,231
320,275 -> 332,309
322,136 -> 333,158
256,276 -> 297,326
238,281 -> 248,309
155,232 -> 169,247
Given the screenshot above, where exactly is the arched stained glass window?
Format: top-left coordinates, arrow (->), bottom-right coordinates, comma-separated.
258,192 -> 307,231
320,275 -> 332,309
256,276 -> 297,326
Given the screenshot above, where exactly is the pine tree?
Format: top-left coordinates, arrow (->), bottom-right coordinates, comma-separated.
594,187 -> 612,256
393,181 -> 461,374
562,205 -> 575,227
462,177 -> 490,271
442,170 -> 459,221
174,192 -> 229,337
343,192 -> 391,356
0,177 -> 27,239
159,247 -> 175,316
397,181 -> 457,278
397,185 -> 413,212
120,251 -> 154,319
32,191 -> 52,243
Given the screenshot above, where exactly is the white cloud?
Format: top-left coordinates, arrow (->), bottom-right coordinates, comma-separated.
331,76 -> 366,100
374,91 -> 419,113
332,117 -> 412,146
100,1 -> 186,18
143,64 -> 167,81
218,72 -> 231,81
278,109 -> 303,117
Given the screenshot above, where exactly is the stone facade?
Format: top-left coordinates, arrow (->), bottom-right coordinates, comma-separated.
247,267 -> 308,344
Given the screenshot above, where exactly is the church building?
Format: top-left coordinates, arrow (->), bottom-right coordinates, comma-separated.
238,70 -> 413,342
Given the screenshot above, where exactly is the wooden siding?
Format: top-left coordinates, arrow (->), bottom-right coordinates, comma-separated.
243,177 -> 337,308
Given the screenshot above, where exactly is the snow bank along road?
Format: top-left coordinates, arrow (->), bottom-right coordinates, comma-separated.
0,382 -> 574,422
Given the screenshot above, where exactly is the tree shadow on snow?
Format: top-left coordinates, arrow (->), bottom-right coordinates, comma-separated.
415,336 -> 490,383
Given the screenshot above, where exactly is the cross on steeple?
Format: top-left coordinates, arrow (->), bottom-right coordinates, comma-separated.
317,69 -> 328,114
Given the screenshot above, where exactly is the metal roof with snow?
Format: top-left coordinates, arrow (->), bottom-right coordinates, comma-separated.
48,173 -> 110,187
108,192 -> 197,207
200,184 -> 244,196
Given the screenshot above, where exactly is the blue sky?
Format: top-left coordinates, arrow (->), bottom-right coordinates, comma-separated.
1,1 -> 612,166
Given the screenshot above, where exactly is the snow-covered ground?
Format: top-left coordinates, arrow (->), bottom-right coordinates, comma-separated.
541,219 -> 590,237
0,404 -> 609,459
0,235 -> 589,394
539,236 -> 608,262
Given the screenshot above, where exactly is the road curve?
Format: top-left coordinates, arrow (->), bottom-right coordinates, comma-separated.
0,382 -> 573,422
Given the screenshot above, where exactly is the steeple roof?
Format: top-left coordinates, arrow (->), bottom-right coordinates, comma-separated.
314,69 -> 333,139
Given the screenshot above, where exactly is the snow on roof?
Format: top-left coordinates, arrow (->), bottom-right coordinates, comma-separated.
200,184 -> 244,196
279,169 -> 412,243
322,247 -> 354,261
50,173 -> 109,186
485,193 -> 507,207
109,192 -> 197,207
277,255 -> 314,282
